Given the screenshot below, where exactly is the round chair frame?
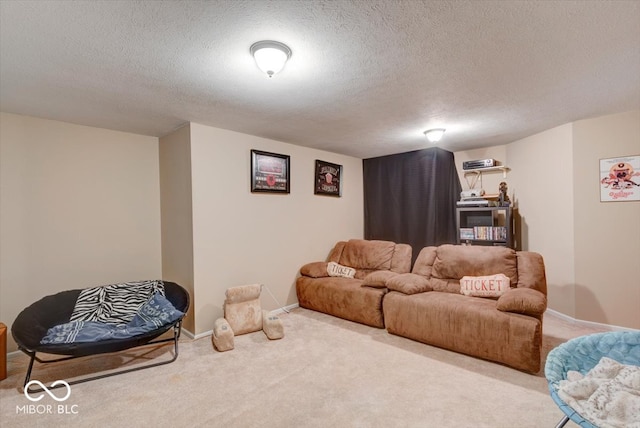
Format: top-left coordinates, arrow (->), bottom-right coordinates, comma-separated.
544,331 -> 640,428
11,281 -> 190,392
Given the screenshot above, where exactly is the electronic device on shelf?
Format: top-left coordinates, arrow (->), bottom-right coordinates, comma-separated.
463,159 -> 498,170
461,189 -> 485,199
456,198 -> 489,207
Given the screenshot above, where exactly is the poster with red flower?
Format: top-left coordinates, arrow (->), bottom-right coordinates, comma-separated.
599,155 -> 640,202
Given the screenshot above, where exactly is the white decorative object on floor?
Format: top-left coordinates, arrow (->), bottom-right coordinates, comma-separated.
212,284 -> 284,352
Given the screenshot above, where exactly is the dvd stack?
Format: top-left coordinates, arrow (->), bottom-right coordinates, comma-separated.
494,227 -> 507,241
471,226 -> 508,241
460,228 -> 475,240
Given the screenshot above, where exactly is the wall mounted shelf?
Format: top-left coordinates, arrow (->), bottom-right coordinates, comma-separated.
463,166 -> 511,179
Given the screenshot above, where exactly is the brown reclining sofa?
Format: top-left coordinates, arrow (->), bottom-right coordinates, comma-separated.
297,240 -> 547,373
296,239 -> 412,328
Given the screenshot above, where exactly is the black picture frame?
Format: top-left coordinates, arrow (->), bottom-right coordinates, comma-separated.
314,160 -> 342,197
251,150 -> 290,193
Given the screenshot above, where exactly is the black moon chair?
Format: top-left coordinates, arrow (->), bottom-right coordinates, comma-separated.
11,281 -> 190,391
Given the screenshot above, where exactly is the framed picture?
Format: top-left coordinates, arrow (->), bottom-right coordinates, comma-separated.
251,150 -> 290,193
314,160 -> 342,197
599,155 -> 640,202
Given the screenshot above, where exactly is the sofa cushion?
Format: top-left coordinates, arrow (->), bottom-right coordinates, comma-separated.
427,278 -> 460,294
296,276 -> 386,328
516,252 -> 547,295
460,273 -> 510,297
354,269 -> 375,280
300,262 -> 329,278
327,241 -> 347,263
386,273 -> 432,295
327,262 -> 356,278
411,247 -> 437,277
362,270 -> 397,288
432,244 -> 518,285
390,243 -> 413,273
383,291 -> 543,373
339,239 -> 395,270
497,288 -> 547,316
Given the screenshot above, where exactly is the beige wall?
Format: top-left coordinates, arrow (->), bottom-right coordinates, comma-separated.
455,112 -> 639,329
0,114 -> 364,348
4,107 -> 634,356
455,125 -> 576,316
572,110 -> 640,328
507,124 -> 576,317
159,124 -> 195,333
0,113 -> 162,351
189,123 -> 364,335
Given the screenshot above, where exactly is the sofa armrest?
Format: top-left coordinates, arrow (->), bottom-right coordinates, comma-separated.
362,270 -> 398,288
300,262 -> 330,278
496,288 -> 547,316
386,273 -> 432,295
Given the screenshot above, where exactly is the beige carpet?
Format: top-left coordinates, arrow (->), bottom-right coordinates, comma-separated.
0,308 -> 611,428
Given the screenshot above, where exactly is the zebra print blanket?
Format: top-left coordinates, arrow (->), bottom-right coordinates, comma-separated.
41,291 -> 183,344
69,280 -> 164,325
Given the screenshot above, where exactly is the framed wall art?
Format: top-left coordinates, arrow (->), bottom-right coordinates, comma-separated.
314,160 -> 342,197
599,155 -> 640,202
251,149 -> 290,194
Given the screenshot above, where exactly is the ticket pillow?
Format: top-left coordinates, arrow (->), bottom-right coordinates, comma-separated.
386,273 -> 432,295
460,273 -> 510,297
362,270 -> 397,288
327,262 -> 356,278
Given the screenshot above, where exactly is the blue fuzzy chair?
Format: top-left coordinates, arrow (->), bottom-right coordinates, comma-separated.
544,331 -> 640,428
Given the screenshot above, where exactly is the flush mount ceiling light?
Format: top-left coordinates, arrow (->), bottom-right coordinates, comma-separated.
424,128 -> 446,143
250,40 -> 292,78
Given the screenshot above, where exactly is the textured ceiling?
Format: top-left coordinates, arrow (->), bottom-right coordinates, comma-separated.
1,0 -> 639,158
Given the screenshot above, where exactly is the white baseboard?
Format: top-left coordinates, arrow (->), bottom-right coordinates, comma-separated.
180,327 -> 196,339
7,350 -> 22,359
545,308 -> 638,332
191,330 -> 212,340
273,303 -> 300,315
187,303 -> 300,340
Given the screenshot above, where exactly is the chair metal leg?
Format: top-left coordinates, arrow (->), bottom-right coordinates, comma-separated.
22,351 -> 36,387
555,415 -> 570,428
20,322 -> 183,393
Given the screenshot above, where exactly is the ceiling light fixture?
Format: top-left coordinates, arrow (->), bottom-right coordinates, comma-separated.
250,40 -> 292,78
424,128 -> 446,143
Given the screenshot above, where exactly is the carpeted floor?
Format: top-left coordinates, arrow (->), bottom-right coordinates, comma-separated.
0,308 -> 610,428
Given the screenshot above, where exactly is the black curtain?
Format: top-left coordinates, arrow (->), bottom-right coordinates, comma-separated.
363,147 -> 461,264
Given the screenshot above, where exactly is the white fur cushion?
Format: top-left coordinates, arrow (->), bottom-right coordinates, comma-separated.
262,310 -> 284,340
212,318 -> 234,351
327,262 -> 356,278
224,284 -> 262,335
460,273 -> 510,297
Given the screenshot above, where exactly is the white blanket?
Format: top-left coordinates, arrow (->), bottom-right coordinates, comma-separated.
558,357 -> 640,428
